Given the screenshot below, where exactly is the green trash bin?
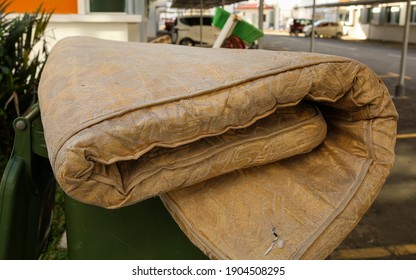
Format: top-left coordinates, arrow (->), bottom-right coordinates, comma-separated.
0,105 -> 207,260
0,105 -> 56,259
65,195 -> 207,260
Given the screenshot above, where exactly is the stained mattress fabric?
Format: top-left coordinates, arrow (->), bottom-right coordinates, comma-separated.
39,37 -> 398,259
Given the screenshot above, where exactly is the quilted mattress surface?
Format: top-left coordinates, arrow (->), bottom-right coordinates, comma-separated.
39,37 -> 397,259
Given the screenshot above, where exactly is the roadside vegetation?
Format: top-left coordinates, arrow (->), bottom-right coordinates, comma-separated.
0,0 -> 50,173
0,0 -> 67,259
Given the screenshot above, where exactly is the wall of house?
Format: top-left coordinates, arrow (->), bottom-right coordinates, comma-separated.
293,2 -> 416,44
236,8 -> 275,29
5,0 -> 148,46
6,0 -> 78,14
350,3 -> 416,43
45,14 -> 145,47
362,24 -> 416,43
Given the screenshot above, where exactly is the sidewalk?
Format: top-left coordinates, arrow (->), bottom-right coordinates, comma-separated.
263,28 -> 416,49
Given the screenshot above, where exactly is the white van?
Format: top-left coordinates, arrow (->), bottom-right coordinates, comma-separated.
172,16 -> 219,46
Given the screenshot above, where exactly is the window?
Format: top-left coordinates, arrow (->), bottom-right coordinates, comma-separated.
179,17 -> 213,27
359,7 -> 370,24
370,7 -> 381,24
203,17 -> 213,26
386,6 -> 400,24
411,5 -> 416,23
338,11 -> 350,22
79,0 -> 139,14
89,0 -> 126,13
77,0 -> 146,15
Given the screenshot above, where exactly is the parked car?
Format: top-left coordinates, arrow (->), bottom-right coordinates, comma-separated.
171,16 -> 219,46
287,18 -> 312,36
303,20 -> 344,39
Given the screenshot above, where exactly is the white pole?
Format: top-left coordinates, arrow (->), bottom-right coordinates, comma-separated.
395,0 -> 411,97
200,0 -> 203,46
310,0 -> 316,53
258,0 -> 264,49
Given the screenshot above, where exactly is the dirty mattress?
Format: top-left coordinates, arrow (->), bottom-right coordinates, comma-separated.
39,37 -> 398,259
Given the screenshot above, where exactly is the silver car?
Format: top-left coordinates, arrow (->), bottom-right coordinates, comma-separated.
303,20 -> 344,39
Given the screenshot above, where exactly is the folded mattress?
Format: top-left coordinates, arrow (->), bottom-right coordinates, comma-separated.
38,37 -> 398,259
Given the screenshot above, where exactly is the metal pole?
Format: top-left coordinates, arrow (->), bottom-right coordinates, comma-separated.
395,0 -> 411,97
200,0 -> 203,46
258,0 -> 264,49
310,0 -> 316,53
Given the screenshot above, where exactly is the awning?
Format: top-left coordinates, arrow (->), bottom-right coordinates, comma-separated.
171,0 -> 246,9
298,0 -> 405,9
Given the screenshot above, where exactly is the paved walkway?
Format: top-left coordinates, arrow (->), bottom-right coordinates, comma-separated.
263,28 -> 416,48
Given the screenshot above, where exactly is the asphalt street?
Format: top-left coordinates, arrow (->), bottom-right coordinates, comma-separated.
262,32 -> 416,97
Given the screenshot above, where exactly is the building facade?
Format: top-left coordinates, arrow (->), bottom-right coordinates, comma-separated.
235,2 -> 275,29
292,0 -> 416,43
5,0 -> 148,49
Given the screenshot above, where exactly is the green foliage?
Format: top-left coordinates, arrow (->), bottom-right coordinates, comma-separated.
0,0 -> 52,174
0,2 -> 63,260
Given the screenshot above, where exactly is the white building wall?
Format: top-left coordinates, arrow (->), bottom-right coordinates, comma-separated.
289,0 -> 416,43
237,9 -> 274,28
363,25 -> 416,43
45,14 -> 146,49
349,2 -> 416,43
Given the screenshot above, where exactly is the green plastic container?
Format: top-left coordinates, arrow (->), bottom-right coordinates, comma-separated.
0,105 -> 56,259
65,195 -> 207,260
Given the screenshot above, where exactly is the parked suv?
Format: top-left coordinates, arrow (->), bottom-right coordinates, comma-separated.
287,18 -> 312,36
303,20 -> 344,39
171,16 -> 219,46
